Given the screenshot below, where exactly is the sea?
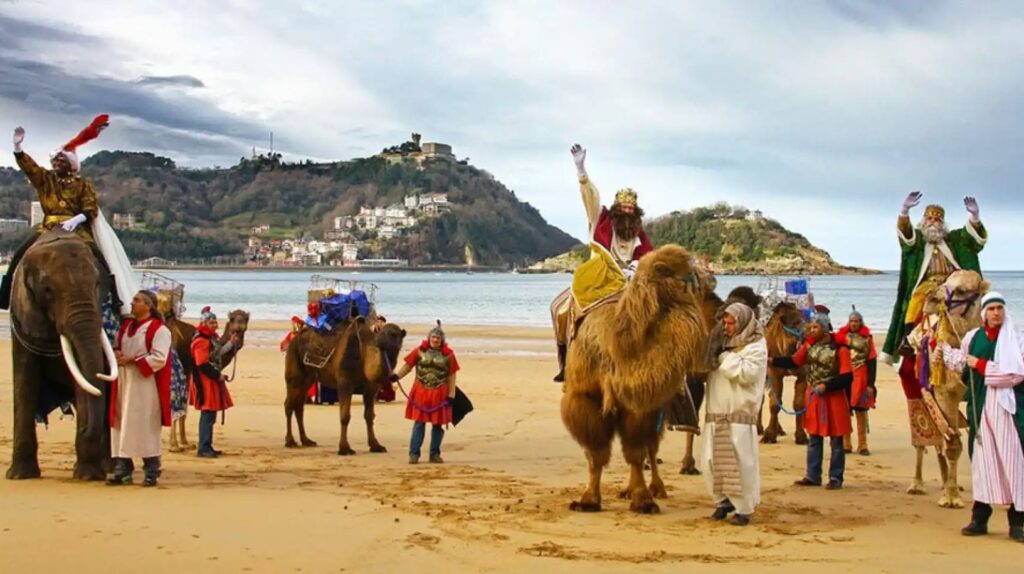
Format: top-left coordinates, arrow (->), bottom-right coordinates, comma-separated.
97,269 -> 1024,329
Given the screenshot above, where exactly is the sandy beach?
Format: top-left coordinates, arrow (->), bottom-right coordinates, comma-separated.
0,322 -> 1019,573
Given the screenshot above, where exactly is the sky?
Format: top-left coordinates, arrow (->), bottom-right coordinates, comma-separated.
2,0 -> 1024,269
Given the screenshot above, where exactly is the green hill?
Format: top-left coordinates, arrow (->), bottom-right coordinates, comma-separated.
0,149 -> 579,266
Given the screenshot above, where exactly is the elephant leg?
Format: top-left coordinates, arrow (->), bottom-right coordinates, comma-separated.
908,446 -> 927,494
337,386 -> 356,456
7,351 -> 41,480
73,387 -> 107,481
364,387 -> 386,453
793,375 -> 809,445
562,389 -> 613,512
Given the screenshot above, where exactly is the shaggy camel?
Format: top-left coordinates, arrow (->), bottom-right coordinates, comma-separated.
907,269 -> 987,508
562,245 -> 708,513
760,302 -> 808,445
283,319 -> 406,454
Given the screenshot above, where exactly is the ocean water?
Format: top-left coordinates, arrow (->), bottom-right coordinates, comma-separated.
120,269 -> 1024,330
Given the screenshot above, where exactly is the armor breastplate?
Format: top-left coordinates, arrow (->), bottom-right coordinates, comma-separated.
847,332 -> 869,369
806,341 -> 838,384
415,348 -> 450,389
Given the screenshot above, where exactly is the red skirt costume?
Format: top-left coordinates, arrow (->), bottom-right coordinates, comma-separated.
835,326 -> 878,411
788,337 -> 853,437
403,341 -> 459,425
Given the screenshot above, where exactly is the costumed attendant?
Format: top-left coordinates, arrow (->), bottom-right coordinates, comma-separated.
549,143 -> 653,382
836,307 -> 877,455
941,292 -> 1024,542
772,307 -> 853,489
390,322 -> 460,464
702,302 -> 767,526
0,117 -> 137,314
190,307 -> 234,458
108,291 -> 172,486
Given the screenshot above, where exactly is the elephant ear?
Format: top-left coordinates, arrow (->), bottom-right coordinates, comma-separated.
11,265 -> 59,345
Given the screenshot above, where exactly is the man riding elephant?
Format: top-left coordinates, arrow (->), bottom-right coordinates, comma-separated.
550,143 -> 653,381
881,191 -> 987,365
0,116 -> 134,315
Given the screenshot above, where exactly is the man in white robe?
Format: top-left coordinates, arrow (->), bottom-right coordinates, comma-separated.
108,290 -> 172,487
702,302 -> 768,526
942,291 -> 1024,542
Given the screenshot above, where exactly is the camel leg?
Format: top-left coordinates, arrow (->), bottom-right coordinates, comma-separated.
618,410 -> 661,514
680,432 -> 700,475
793,375 -> 808,445
337,389 -> 356,456
907,446 -> 927,494
364,388 -> 386,453
648,444 -> 668,499
938,437 -> 964,508
296,394 -> 317,447
284,388 -> 299,448
169,420 -> 181,452
762,373 -> 783,444
178,412 -> 190,447
562,389 -> 614,512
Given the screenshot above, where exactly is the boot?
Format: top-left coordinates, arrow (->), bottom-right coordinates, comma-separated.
843,433 -> 853,454
1010,506 -> 1024,542
142,456 -> 161,487
856,411 -> 870,455
962,502 -> 992,536
552,343 -> 567,383
106,457 -> 133,486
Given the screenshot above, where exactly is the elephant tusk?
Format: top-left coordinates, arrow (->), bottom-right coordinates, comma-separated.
98,330 -> 118,382
60,335 -> 103,397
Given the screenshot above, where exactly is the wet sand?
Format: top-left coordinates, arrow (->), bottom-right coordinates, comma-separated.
0,324 -> 1019,572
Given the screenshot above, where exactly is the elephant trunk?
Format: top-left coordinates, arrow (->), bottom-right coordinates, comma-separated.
61,314 -> 109,437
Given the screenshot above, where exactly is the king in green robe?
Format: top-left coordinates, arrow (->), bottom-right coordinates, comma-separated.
881,194 -> 987,364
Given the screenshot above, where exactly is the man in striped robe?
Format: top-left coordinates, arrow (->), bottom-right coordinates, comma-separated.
942,292 -> 1024,542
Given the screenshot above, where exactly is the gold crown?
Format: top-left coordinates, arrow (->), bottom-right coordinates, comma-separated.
614,187 -> 638,206
924,204 -> 945,219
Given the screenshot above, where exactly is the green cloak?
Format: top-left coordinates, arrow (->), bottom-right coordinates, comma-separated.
881,221 -> 986,361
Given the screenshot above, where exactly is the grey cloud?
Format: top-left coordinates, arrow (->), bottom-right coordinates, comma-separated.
0,13 -> 103,52
135,75 -> 206,88
0,55 -> 265,142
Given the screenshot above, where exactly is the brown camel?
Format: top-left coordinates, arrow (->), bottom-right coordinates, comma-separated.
562,245 -> 708,513
165,309 -> 249,452
906,269 -> 987,508
760,301 -> 808,444
284,318 -> 406,454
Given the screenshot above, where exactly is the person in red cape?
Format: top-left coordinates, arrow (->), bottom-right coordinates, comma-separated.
835,307 -> 878,455
771,306 -> 853,489
191,306 -> 235,458
549,143 -> 654,382
390,322 -> 460,464
107,290 -> 172,487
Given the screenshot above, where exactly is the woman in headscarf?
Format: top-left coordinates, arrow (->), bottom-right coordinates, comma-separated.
390,321 -> 460,464
108,290 -> 172,486
701,302 -> 768,525
941,292 -> 1024,542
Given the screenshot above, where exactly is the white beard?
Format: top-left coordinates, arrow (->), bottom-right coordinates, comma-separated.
918,221 -> 949,245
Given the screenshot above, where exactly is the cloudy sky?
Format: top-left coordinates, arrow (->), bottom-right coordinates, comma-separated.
2,1 -> 1024,269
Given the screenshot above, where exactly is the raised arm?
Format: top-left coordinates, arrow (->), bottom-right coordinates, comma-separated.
897,191 -> 922,246
572,144 -> 601,231
13,126 -> 49,192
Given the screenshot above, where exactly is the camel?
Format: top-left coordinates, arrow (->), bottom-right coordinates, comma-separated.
760,301 -> 808,444
284,318 -> 406,454
165,309 -> 249,452
906,269 -> 987,508
562,245 -> 708,513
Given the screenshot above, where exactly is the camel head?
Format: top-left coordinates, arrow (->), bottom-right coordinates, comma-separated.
766,301 -> 804,357
222,309 -> 251,349
614,244 -> 706,363
924,270 -> 989,338
375,323 -> 407,367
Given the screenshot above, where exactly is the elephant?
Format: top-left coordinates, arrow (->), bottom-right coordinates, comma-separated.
7,229 -> 117,480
